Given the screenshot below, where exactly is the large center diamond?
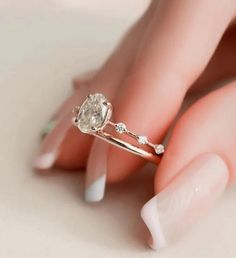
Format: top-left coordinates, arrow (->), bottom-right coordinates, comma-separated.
77,93 -> 110,133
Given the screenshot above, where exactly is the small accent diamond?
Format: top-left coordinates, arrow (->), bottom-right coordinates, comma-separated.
154,144 -> 165,155
115,123 -> 127,134
137,135 -> 148,145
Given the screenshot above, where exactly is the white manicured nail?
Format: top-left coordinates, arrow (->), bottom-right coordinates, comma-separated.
85,140 -> 109,202
33,152 -> 57,170
141,153 -> 229,250
85,175 -> 106,202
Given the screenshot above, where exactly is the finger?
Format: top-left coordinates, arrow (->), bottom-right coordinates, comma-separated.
33,85 -> 90,171
76,3 -> 160,201
33,1 -> 157,171
56,1 -> 158,170
142,153 -> 229,250
85,139 -> 109,202
106,0 -> 236,182
84,0 -> 158,93
156,81 -> 236,191
142,80 -> 236,249
191,25 -> 236,94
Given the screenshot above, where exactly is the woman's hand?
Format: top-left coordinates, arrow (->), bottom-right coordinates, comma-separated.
34,0 -> 236,249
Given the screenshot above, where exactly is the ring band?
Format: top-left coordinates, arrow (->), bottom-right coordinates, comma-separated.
72,93 -> 164,164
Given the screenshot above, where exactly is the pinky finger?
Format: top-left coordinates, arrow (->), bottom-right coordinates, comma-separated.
141,80 -> 236,249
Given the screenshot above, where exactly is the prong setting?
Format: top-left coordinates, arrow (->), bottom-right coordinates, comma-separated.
106,102 -> 112,109
91,126 -> 97,132
72,117 -> 79,126
72,106 -> 80,115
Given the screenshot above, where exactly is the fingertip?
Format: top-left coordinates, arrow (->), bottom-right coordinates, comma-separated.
85,139 -> 109,202
33,152 -> 57,171
143,153 -> 229,249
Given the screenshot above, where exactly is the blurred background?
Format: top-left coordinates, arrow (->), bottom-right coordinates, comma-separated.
0,1 -> 235,257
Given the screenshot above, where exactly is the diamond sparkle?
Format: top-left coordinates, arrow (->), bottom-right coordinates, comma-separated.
75,93 -> 111,133
137,135 -> 148,145
154,144 -> 165,155
115,123 -> 127,134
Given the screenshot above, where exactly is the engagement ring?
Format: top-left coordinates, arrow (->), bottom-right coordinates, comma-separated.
72,93 -> 164,163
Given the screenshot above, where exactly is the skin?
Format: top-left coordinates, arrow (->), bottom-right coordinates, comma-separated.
56,0 -> 236,184
36,0 -> 236,245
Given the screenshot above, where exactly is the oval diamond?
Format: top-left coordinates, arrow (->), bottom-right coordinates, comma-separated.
77,93 -> 111,133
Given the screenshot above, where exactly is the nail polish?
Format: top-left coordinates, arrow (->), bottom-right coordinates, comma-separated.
33,152 -> 57,170
141,153 -> 229,250
85,175 -> 106,202
85,140 -> 109,202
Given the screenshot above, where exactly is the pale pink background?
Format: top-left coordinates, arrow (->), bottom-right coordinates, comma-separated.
0,1 -> 235,257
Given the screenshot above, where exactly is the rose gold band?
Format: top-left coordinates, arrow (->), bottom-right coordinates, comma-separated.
92,130 -> 161,164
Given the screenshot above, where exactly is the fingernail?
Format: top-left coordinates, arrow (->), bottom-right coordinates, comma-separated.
141,153 -> 229,250
85,139 -> 109,202
33,153 -> 57,170
33,115 -> 72,170
34,85 -> 88,171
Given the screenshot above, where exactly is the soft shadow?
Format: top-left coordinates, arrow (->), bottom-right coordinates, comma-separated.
34,164 -> 155,252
